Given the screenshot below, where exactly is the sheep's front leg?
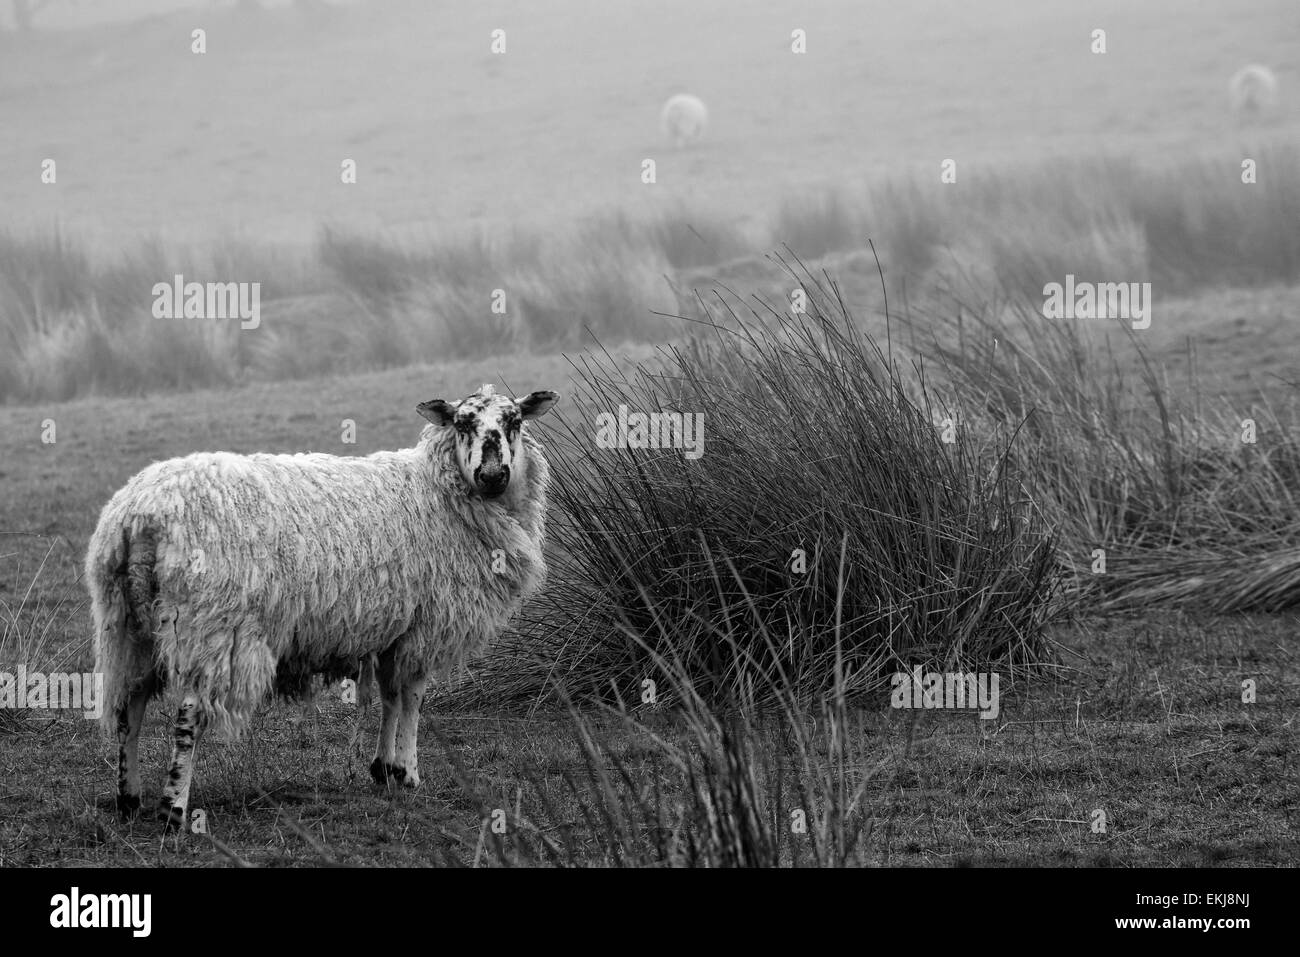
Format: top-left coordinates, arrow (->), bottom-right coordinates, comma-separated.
370,677 -> 400,785
391,674 -> 428,788
370,650 -> 425,788
158,691 -> 208,831
370,676 -> 426,788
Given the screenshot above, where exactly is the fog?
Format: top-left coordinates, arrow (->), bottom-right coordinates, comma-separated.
4,0 -> 1295,248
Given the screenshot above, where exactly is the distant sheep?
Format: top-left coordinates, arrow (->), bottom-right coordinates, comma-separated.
661,93 -> 708,148
1229,64 -> 1279,119
88,383 -> 558,829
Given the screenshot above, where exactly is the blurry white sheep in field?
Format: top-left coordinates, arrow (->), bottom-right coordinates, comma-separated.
87,383 -> 558,829
661,93 -> 708,148
1228,64 -> 1279,119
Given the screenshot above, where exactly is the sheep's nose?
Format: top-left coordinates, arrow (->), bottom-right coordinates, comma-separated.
476,464 -> 509,497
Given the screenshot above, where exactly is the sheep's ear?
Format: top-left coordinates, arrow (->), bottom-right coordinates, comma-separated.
417,399 -> 458,426
518,390 -> 559,420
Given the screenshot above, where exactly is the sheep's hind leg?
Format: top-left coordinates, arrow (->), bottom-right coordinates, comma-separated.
115,673 -> 156,817
158,691 -> 208,831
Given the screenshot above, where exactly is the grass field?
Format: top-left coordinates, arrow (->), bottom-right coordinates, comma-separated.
1,613 -> 1296,866
2,292 -> 1297,866
2,0 -> 1299,867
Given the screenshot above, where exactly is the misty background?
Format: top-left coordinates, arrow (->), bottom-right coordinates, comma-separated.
3,0 -> 1296,248
0,0 -> 1296,406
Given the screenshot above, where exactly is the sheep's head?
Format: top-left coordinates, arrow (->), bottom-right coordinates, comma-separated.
418,384 -> 558,499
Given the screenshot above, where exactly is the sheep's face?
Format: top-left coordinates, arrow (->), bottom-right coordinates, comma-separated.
418,384 -> 558,499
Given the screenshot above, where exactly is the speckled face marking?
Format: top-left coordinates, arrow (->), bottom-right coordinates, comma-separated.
418,384 -> 558,498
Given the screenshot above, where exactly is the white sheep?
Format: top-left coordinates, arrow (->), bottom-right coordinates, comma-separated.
661,93 -> 708,148
1228,64 -> 1279,120
87,383 -> 558,829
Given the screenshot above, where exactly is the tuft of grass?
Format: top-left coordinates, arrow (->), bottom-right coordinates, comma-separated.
448,628 -> 882,867
579,210 -> 754,272
770,190 -> 863,262
473,258 -> 1062,709
1131,146 -> 1300,290
864,178 -> 946,279
902,280 -> 1300,611
0,539 -> 88,732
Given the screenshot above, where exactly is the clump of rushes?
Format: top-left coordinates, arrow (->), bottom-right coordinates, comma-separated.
449,648 -> 884,867
905,280 -> 1300,612
485,258 -> 1063,708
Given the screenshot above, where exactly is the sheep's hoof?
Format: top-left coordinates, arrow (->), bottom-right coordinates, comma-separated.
157,803 -> 186,832
369,758 -> 419,788
116,793 -> 141,818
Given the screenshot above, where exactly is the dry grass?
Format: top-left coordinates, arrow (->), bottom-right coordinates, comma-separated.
900,276 -> 1300,613
3,145 -> 1299,404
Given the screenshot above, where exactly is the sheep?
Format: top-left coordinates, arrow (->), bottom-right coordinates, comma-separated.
87,383 -> 558,830
1228,64 -> 1279,120
661,93 -> 708,148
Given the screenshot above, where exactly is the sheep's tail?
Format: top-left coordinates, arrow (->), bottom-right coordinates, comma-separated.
88,524 -> 162,737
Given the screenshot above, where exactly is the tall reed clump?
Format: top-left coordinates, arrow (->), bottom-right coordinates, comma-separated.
441,578 -> 890,867
1129,143 -> 1300,291
903,283 -> 1300,611
475,260 -> 1063,709
448,656 -> 884,867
